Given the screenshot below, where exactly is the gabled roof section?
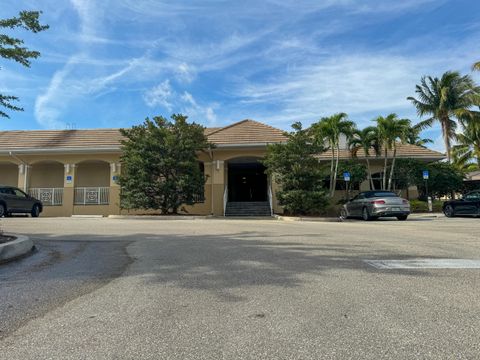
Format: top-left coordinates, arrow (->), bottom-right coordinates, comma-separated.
206,119 -> 287,145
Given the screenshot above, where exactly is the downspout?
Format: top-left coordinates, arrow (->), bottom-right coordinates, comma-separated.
208,147 -> 214,215
9,151 -> 28,191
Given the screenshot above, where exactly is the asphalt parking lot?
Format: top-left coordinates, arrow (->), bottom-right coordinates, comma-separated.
1,215 -> 479,359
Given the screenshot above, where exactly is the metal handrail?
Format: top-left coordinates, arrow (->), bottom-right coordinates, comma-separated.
223,185 -> 228,216
268,185 -> 273,216
74,187 -> 110,205
28,187 -> 63,206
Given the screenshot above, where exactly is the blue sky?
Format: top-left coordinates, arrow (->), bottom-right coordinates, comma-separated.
1,0 -> 479,151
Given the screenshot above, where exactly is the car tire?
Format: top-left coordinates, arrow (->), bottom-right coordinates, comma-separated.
397,215 -> 408,221
443,205 -> 454,218
340,208 -> 348,220
31,204 -> 40,218
0,203 -> 5,217
362,207 -> 373,221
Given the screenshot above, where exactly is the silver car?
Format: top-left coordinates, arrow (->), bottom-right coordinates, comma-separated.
340,191 -> 410,221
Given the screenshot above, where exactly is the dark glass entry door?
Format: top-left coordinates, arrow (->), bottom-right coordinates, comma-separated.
228,162 -> 267,202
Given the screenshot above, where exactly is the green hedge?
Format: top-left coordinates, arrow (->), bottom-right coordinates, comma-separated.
409,199 -> 444,213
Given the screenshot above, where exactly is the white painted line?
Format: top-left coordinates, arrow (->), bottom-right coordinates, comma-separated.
364,259 -> 480,269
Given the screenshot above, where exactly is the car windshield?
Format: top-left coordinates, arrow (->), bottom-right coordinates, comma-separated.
365,191 -> 397,198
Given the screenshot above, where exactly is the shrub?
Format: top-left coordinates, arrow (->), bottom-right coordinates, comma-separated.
409,199 -> 444,213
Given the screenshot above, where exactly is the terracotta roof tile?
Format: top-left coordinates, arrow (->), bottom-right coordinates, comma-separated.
206,119 -> 287,145
315,143 -> 445,160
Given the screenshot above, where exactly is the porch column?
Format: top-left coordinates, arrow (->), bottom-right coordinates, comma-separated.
211,159 -> 225,216
63,164 -> 76,217
109,162 -> 121,215
17,164 -> 30,191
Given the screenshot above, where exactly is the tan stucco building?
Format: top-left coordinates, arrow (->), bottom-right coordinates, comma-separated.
0,119 -> 444,217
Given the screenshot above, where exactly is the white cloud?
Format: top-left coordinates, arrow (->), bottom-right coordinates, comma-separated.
143,80 -> 174,110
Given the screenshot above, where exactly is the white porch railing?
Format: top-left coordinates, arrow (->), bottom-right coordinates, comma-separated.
74,187 -> 110,205
223,185 -> 228,216
28,188 -> 63,206
268,185 -> 273,216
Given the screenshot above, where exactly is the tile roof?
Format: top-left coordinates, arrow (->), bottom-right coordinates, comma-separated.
0,119 -> 444,160
206,119 -> 287,145
315,143 -> 444,161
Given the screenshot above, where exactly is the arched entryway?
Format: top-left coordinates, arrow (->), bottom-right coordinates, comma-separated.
74,160 -> 110,205
227,157 -> 268,202
29,160 -> 65,206
224,157 -> 271,216
0,161 -> 19,187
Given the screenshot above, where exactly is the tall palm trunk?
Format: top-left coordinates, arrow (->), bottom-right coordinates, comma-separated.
366,158 -> 374,190
331,143 -> 340,197
329,147 -> 335,196
382,147 -> 388,190
441,117 -> 452,162
387,146 -> 397,191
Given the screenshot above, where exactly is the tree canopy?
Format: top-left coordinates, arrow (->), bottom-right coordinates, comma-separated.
263,122 -> 329,215
118,114 -> 212,214
0,10 -> 49,118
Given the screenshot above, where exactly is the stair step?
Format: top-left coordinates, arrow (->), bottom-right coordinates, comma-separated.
225,201 -> 272,217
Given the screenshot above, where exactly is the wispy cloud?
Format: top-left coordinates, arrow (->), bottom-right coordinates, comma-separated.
143,80 -> 174,110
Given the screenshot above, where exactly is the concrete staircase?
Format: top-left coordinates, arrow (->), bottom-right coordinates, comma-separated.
225,201 -> 272,217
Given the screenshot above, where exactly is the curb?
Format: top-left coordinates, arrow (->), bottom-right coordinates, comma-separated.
107,215 -> 211,220
0,234 -> 35,264
274,215 -> 342,223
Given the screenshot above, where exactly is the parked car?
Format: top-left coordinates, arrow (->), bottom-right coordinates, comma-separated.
340,191 -> 410,221
443,190 -> 480,217
0,185 -> 43,217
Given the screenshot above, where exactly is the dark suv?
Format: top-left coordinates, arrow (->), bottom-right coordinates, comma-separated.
0,186 -> 43,217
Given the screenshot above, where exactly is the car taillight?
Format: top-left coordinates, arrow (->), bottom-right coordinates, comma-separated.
371,200 -> 386,204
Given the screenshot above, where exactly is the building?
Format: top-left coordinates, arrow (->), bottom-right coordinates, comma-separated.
0,119 -> 444,217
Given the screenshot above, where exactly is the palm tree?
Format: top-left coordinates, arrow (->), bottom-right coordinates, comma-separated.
406,123 -> 433,148
452,121 -> 480,170
375,114 -> 411,191
472,61 -> 480,71
407,71 -> 477,162
349,126 -> 380,190
310,113 -> 356,197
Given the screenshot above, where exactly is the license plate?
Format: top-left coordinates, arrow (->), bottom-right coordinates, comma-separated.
393,207 -> 401,211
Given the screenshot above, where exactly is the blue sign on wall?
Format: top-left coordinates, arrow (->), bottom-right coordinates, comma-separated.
422,170 -> 429,180
66,175 -> 73,183
112,175 -> 119,182
343,171 -> 351,182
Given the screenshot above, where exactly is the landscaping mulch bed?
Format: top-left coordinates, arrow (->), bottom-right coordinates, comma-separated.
0,234 -> 15,244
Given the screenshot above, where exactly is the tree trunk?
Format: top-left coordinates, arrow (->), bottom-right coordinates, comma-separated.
382,148 -> 388,190
331,143 -> 340,197
366,157 -> 374,190
329,147 -> 335,196
441,118 -> 452,162
387,146 -> 397,191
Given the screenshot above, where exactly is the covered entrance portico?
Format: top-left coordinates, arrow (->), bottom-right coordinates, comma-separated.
224,157 -> 271,216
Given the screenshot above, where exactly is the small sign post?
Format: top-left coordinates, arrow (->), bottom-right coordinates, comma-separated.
344,171 -> 351,201
423,170 -> 432,212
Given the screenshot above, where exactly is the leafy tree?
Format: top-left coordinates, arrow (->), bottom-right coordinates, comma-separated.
392,158 -> 423,197
118,114 -> 212,214
374,114 -> 411,190
336,160 -> 367,194
349,126 -> 379,190
413,162 -> 465,200
1,11 -> 48,118
263,122 -> 329,215
473,61 -> 480,71
407,71 -> 478,162
310,113 -> 356,197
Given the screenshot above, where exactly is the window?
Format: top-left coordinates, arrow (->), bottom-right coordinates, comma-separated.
14,189 -> 28,198
465,192 -> 480,200
365,191 -> 397,198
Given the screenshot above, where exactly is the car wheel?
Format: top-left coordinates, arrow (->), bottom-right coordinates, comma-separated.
397,215 -> 408,221
0,204 -> 5,217
340,208 -> 348,220
443,205 -> 454,218
362,207 -> 372,221
31,204 -> 40,218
